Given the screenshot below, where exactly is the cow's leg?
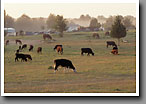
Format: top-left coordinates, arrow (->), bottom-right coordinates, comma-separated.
87,53 -> 90,56
73,69 -> 77,73
54,65 -> 59,73
61,50 -> 63,55
15,57 -> 18,62
24,58 -> 27,62
81,52 -> 84,56
107,44 -> 108,48
64,67 -> 67,73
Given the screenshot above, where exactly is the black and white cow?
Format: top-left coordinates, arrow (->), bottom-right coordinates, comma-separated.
15,53 -> 32,62
53,59 -> 77,73
81,48 -> 94,56
106,41 -> 117,48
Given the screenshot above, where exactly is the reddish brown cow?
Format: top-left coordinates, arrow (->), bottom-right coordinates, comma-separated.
43,34 -> 52,40
16,39 -> 22,45
111,46 -> 118,55
29,45 -> 34,51
6,40 -> 9,45
56,46 -> 63,55
92,33 -> 100,39
105,31 -> 110,36
37,47 -> 42,53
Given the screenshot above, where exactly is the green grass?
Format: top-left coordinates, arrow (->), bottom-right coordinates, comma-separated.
4,30 -> 136,93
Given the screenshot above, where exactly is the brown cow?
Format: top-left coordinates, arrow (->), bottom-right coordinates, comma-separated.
92,33 -> 100,39
105,31 -> 110,36
111,46 -> 118,55
56,46 -> 63,55
16,39 -> 22,45
6,40 -> 9,45
29,45 -> 34,51
43,34 -> 52,40
37,47 -> 42,53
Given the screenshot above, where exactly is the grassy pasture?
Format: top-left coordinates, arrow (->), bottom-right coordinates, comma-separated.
4,30 -> 136,93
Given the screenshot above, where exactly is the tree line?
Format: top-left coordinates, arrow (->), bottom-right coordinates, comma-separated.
4,10 -> 136,37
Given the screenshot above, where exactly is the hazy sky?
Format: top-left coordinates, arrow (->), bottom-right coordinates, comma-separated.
4,3 -> 136,19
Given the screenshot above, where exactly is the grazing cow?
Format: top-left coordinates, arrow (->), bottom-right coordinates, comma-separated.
111,46 -> 118,55
92,33 -> 100,39
6,40 -> 9,45
15,53 -> 32,61
21,44 -> 27,50
106,41 -> 117,48
43,34 -> 52,40
56,46 -> 63,55
16,49 -> 20,53
19,46 -> 22,50
24,54 -> 32,60
16,39 -> 22,45
54,59 -> 77,73
105,31 -> 110,36
15,53 -> 27,62
37,47 -> 42,53
54,45 -> 62,51
81,48 -> 94,56
29,45 -> 34,51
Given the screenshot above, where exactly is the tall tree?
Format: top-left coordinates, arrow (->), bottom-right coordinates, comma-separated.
103,16 -> 115,31
89,18 -> 101,31
15,14 -> 33,32
31,17 -> 46,32
123,17 -> 133,30
5,14 -> 15,28
46,13 -> 56,29
97,15 -> 107,23
54,15 -> 67,37
110,16 -> 127,46
4,10 -> 6,27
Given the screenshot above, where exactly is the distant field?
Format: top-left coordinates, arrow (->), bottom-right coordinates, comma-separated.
4,30 -> 136,93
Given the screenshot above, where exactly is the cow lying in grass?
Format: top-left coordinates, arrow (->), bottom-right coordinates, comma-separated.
81,48 -> 94,56
53,59 -> 77,73
15,53 -> 32,62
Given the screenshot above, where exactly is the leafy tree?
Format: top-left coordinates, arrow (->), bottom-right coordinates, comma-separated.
54,15 -> 67,37
103,16 -> 115,31
110,16 -> 127,46
41,25 -> 45,31
79,14 -> 91,21
89,18 -> 101,31
5,14 -> 15,28
79,15 -> 85,20
123,17 -> 133,30
31,17 -> 46,32
4,10 -> 6,27
15,14 -> 33,32
46,13 -> 56,29
97,15 -> 107,23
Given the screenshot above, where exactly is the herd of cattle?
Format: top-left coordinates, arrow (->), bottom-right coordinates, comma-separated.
5,33 -> 119,73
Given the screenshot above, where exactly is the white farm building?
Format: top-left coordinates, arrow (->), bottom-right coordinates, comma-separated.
4,28 -> 16,36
